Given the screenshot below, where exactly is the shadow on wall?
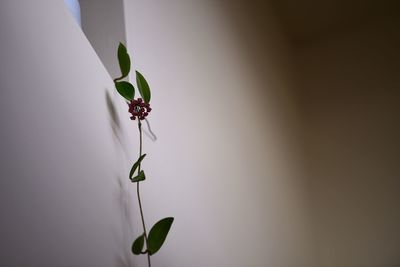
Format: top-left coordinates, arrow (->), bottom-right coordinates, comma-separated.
105,90 -> 137,267
219,0 -> 400,266
105,90 -> 131,159
295,15 -> 400,266
114,176 -> 138,267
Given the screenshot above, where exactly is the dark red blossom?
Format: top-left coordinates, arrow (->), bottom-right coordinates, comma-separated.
128,98 -> 151,120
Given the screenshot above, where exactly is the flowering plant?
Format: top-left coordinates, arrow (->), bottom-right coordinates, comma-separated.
113,43 -> 173,267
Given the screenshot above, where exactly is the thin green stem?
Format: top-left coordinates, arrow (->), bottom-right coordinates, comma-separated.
113,75 -> 124,83
137,120 -> 151,267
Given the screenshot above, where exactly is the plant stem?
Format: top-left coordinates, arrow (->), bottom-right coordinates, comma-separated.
137,120 -> 151,267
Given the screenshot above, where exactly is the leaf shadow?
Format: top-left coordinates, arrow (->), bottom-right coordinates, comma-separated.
105,89 -> 138,267
113,175 -> 138,267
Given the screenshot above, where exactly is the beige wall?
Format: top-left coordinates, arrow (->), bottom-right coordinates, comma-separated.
123,1 -> 314,266
295,15 -> 400,266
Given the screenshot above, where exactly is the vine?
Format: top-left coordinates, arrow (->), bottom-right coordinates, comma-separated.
113,43 -> 174,267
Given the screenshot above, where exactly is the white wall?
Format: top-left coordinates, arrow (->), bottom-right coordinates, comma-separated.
0,0 -> 135,266
80,0 -> 127,78
295,15 -> 400,266
123,1 -> 314,267
0,0 -> 316,266
7,1 -> 396,267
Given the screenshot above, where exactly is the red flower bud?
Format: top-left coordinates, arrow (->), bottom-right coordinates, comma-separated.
128,98 -> 151,120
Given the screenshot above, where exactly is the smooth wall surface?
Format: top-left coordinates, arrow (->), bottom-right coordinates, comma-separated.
2,0 -> 398,266
123,1 -> 314,266
295,15 -> 400,266
1,0 -> 316,266
0,0 -> 136,266
80,0 -> 127,78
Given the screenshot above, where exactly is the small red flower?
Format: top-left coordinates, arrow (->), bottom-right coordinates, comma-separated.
128,98 -> 151,120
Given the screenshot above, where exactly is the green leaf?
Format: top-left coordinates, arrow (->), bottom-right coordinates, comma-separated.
131,233 -> 145,255
115,81 -> 134,100
118,42 -> 131,78
129,154 -> 146,179
148,217 -> 174,255
131,170 -> 146,182
136,71 -> 151,103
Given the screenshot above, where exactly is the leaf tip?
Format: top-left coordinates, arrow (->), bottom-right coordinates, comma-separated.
117,42 -> 131,78
135,70 -> 151,103
118,42 -> 126,50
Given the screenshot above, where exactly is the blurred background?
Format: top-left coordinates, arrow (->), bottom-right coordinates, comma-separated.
0,0 -> 399,266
